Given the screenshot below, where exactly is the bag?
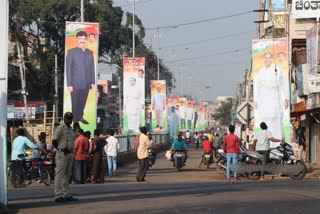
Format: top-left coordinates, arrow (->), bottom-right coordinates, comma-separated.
134,134 -> 140,151
165,150 -> 172,160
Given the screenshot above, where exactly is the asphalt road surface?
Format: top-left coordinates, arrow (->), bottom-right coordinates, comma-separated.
5,149 -> 320,214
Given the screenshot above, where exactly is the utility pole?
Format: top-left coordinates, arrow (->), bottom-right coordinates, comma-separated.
54,54 -> 59,121
17,42 -> 30,124
245,69 -> 251,145
81,0 -> 84,22
157,28 -> 160,80
132,0 -> 136,58
118,75 -> 122,134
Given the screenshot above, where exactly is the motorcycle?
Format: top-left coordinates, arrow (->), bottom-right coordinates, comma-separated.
194,138 -> 200,149
245,143 -> 307,180
148,148 -> 156,167
172,149 -> 187,171
201,152 -> 213,168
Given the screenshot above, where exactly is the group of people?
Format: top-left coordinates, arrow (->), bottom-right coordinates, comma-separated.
223,122 -> 284,181
10,112 -> 122,203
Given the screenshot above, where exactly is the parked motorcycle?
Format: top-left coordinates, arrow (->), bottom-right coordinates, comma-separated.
245,143 -> 307,180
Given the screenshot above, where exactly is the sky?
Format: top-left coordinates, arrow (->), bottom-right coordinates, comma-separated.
112,0 -> 259,101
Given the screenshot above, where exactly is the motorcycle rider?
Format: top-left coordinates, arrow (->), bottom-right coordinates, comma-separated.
252,122 -> 284,180
171,133 -> 188,166
198,136 -> 213,168
193,132 -> 200,148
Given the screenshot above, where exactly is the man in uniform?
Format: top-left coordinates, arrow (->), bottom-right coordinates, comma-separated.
53,112 -> 78,202
66,31 -> 95,125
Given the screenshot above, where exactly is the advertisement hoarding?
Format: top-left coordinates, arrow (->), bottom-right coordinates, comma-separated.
252,38 -> 290,147
123,57 -> 145,134
63,22 -> 99,134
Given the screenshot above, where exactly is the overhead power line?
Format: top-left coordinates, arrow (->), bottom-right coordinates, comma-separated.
160,30 -> 256,49
170,48 -> 250,63
145,11 -> 253,30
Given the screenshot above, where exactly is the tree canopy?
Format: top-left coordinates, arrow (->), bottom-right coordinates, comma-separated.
212,98 -> 233,125
9,0 -> 173,104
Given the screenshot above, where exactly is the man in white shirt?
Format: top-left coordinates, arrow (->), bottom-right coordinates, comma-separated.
104,130 -> 120,177
152,86 -> 166,128
253,122 -> 283,180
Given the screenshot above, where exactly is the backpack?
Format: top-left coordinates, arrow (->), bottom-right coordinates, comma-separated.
134,134 -> 140,151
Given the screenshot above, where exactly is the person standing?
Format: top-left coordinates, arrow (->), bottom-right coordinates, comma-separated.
73,129 -> 89,184
152,85 -> 166,127
66,31 -> 95,125
53,112 -> 78,202
32,132 -> 48,159
186,103 -> 194,130
223,125 -> 240,181
136,127 -> 152,183
105,130 -> 120,177
253,122 -> 283,180
90,129 -> 104,183
297,126 -> 306,161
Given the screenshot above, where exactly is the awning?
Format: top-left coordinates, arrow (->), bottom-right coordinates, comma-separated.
291,111 -> 307,118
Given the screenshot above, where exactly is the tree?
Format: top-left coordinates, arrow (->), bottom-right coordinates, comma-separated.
212,98 -> 233,125
9,0 -> 173,108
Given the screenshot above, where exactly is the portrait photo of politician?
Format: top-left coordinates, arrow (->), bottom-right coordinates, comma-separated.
66,31 -> 95,125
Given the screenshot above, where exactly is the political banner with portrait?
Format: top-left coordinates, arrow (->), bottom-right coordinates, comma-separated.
123,57 -> 145,134
186,100 -> 196,131
151,80 -> 167,131
63,22 -> 99,134
252,39 -> 290,147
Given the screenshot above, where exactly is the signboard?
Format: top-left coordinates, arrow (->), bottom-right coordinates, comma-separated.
271,0 -> 285,12
273,13 -> 286,29
306,24 -> 319,73
236,102 -> 254,124
307,73 -> 320,93
63,21 -> 99,134
292,0 -> 320,19
231,109 -> 241,123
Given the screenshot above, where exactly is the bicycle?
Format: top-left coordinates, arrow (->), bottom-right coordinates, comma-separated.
9,154 -> 52,188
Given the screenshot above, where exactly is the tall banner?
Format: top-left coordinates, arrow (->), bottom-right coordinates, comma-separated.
252,39 -> 290,147
0,0 -> 8,205
151,80 -> 167,131
123,57 -> 145,134
167,96 -> 180,139
186,100 -> 196,131
63,22 -> 99,134
306,24 -> 319,73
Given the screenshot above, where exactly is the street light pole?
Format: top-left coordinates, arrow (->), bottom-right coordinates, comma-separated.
81,0 -> 84,22
157,28 -> 160,80
132,0 -> 136,57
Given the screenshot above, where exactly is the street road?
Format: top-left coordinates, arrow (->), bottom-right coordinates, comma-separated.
6,149 -> 320,214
